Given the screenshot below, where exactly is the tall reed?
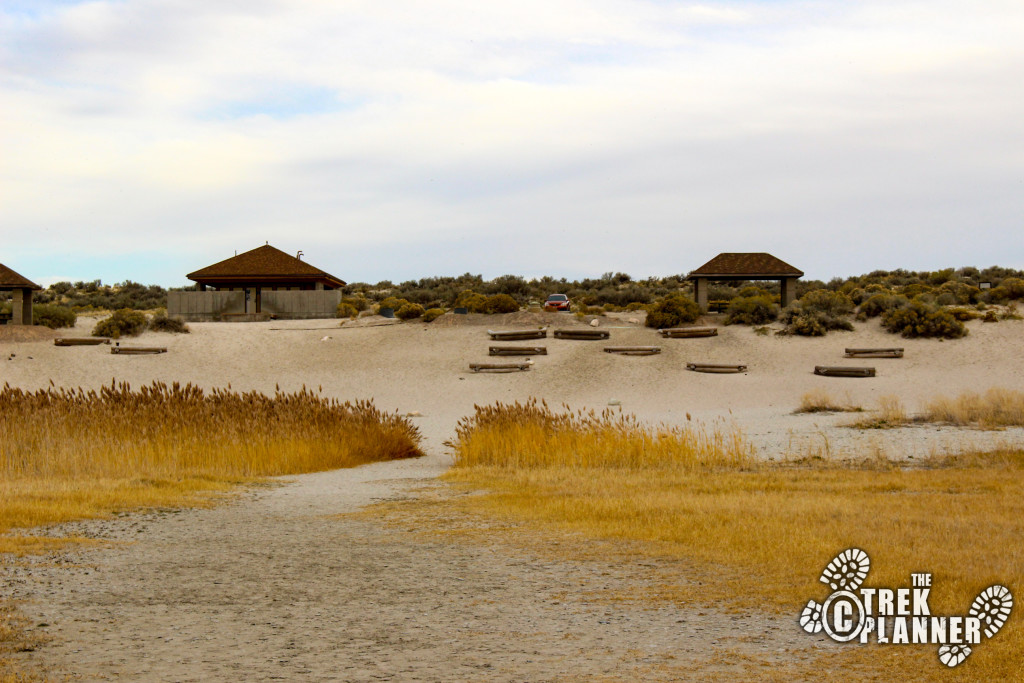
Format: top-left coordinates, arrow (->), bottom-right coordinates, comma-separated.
449,399 -> 751,470
0,380 -> 422,481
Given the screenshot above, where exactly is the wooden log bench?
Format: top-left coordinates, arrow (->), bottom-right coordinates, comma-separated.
487,329 -> 547,341
815,366 -> 875,378
111,346 -> 168,355
489,346 -> 547,356
844,348 -> 904,358
553,329 -> 610,340
55,337 -> 111,346
659,327 -> 718,338
470,362 -> 531,373
687,363 -> 747,373
603,346 -> 661,356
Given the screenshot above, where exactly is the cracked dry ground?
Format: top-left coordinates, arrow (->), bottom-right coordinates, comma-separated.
3,456 -> 826,682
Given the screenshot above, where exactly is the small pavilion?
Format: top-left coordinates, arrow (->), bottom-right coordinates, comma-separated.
0,263 -> 41,325
182,245 -> 346,317
688,253 -> 803,309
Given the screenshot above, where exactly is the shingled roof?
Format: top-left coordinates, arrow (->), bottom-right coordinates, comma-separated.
689,253 -> 803,279
0,263 -> 41,290
187,245 -> 346,288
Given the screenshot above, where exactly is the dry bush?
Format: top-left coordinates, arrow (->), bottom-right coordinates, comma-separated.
92,308 -> 148,338
923,388 -> 1024,428
149,311 -> 189,333
395,302 -> 425,320
795,390 -> 862,413
724,295 -> 778,325
848,395 -> 909,428
881,301 -> 966,338
421,307 -> 445,323
644,295 -> 701,329
449,399 -> 751,471
336,302 -> 359,319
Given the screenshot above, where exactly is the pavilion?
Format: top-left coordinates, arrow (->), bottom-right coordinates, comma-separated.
688,253 -> 803,309
0,263 -> 41,325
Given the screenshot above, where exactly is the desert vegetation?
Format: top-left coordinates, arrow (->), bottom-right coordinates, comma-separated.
92,309 -> 189,338
643,294 -> 700,329
850,389 -> 1024,429
441,401 -> 1023,681
0,381 -> 422,552
795,389 -> 863,413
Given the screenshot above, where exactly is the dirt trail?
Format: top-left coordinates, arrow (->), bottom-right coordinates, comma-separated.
3,451 -> 820,682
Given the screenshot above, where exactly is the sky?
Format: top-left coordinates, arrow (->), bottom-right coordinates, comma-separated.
2,0 -> 1023,288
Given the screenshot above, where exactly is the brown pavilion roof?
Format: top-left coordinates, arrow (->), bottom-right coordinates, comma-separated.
187,245 -> 346,288
0,263 -> 41,290
689,253 -> 803,279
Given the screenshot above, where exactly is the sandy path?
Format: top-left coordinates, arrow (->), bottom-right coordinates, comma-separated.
4,453 -> 817,681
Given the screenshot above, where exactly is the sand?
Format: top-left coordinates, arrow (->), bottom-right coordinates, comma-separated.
2,312 -> 1023,680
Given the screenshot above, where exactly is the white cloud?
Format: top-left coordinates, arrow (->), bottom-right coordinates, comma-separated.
1,0 -> 1024,284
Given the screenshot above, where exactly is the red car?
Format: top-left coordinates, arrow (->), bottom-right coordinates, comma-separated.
544,294 -> 571,311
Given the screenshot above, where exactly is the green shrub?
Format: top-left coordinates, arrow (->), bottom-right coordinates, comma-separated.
797,290 -> 854,317
395,302 -> 425,320
859,293 -> 908,318
881,302 -> 966,339
737,285 -> 775,299
32,304 -> 76,329
149,312 -> 190,334
377,297 -> 409,313
336,302 -> 359,319
645,295 -> 700,329
93,309 -> 149,338
455,290 -> 489,313
624,302 -> 649,312
784,310 -> 854,336
422,308 -> 446,323
340,295 -> 370,312
484,294 -> 520,314
724,295 -> 778,325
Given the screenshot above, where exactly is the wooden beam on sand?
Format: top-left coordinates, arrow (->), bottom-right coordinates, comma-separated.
658,327 -> 718,338
487,329 -> 547,341
603,346 -> 661,356
815,366 -> 875,377
111,346 -> 168,355
687,362 -> 747,373
844,348 -> 904,358
55,337 -> 111,346
553,329 -> 610,340
489,346 -> 547,356
470,362 -> 531,373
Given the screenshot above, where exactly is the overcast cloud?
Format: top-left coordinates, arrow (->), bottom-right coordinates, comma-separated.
2,0 -> 1023,286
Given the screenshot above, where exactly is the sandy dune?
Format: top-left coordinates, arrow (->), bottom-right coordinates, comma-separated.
2,312 -> 1023,680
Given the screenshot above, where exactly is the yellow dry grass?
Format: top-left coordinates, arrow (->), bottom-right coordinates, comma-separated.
443,401 -> 1024,681
0,380 -> 422,546
795,389 -> 863,414
851,388 -> 1024,429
